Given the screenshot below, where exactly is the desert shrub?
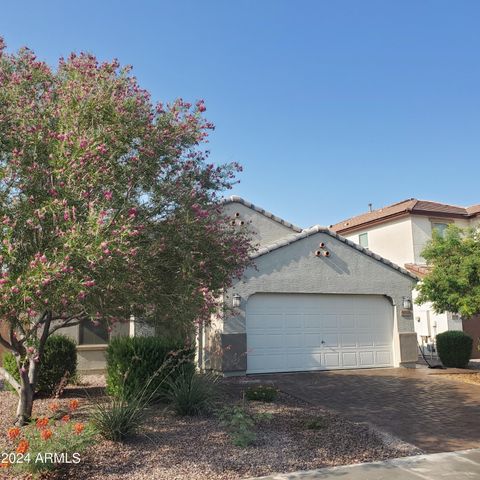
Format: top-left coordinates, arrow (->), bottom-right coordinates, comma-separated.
106,336 -> 194,401
2,335 -> 77,395
304,416 -> 328,430
245,384 -> 278,402
3,401 -> 95,474
166,367 -> 218,416
219,405 -> 256,447
436,330 -> 473,368
91,363 -> 174,441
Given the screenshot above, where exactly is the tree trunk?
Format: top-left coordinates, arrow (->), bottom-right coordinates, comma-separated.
14,310 -> 51,425
16,364 -> 35,426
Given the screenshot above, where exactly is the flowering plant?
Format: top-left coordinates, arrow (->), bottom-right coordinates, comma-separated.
2,400 -> 95,474
0,36 -> 253,424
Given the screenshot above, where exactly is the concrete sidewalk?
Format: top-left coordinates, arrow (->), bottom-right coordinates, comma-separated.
248,449 -> 480,479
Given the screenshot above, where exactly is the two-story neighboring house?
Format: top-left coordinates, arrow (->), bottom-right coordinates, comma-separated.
330,199 -> 480,356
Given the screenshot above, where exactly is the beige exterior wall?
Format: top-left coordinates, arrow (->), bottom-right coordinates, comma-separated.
411,216 -> 470,264
344,214 -> 472,343
343,217 -> 414,268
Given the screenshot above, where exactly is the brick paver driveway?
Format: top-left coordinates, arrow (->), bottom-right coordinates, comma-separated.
256,368 -> 480,453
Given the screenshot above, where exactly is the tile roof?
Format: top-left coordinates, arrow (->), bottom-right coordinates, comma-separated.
404,263 -> 431,279
221,196 -> 303,232
251,225 -> 418,280
331,198 -> 480,234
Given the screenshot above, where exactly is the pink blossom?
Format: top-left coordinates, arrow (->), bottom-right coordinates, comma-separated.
104,191 -> 113,201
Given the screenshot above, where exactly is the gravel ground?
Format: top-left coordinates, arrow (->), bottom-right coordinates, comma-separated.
0,376 -> 417,480
441,372 -> 480,385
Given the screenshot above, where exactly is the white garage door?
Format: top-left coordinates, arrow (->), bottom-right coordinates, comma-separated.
246,293 -> 394,374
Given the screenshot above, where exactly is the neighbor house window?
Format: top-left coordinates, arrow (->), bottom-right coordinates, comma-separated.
79,321 -> 109,345
431,222 -> 448,238
359,232 -> 369,248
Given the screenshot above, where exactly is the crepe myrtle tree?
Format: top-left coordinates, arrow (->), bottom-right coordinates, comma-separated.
416,225 -> 480,317
0,38 -> 253,424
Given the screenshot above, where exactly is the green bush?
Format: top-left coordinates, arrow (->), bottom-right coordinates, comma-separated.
219,405 -> 256,447
436,330 -> 473,368
106,336 -> 194,401
2,334 -> 77,395
304,416 -> 329,430
166,368 -> 218,416
245,384 -> 278,402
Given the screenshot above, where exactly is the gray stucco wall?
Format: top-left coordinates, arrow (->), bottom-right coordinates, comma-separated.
207,230 -> 417,374
222,201 -> 299,248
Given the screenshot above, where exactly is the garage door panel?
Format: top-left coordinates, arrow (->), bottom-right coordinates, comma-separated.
342,352 -> 358,367
322,314 -> 338,329
284,334 -> 304,348
247,314 -> 284,331
249,334 -> 283,349
304,315 -> 322,328
356,314 -> 373,329
339,314 -> 355,329
374,332 -> 391,347
305,334 -> 322,347
288,353 -> 321,369
357,333 -> 374,347
323,334 -> 339,347
324,352 -> 340,367
375,351 -> 392,365
246,294 -> 394,374
340,334 -> 357,347
359,351 -> 375,366
284,315 -> 304,329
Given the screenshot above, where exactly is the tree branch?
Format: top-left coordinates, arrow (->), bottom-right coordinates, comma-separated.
0,328 -> 13,352
48,316 -> 86,335
0,366 -> 21,392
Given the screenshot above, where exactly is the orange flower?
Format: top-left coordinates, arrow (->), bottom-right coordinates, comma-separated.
7,427 -> 20,440
16,439 -> 29,454
49,402 -> 60,412
62,414 -> 70,423
69,399 -> 79,411
41,429 -> 52,441
0,460 -> 10,469
36,417 -> 49,428
73,423 -> 84,434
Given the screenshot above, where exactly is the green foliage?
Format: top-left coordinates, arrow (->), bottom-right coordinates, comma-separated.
245,384 -> 278,402
106,336 -> 194,401
2,352 -> 19,393
166,368 -> 218,416
8,418 -> 95,475
3,335 -> 77,395
91,361 -> 175,441
90,396 -> 147,442
417,226 -> 480,317
304,416 -> 328,430
219,405 -> 256,447
436,330 -> 473,368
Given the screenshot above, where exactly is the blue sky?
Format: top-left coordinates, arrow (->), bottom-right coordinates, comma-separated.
2,1 -> 480,227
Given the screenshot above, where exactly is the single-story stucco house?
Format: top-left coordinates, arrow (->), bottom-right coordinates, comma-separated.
197,197 -> 419,375
43,196 -> 418,375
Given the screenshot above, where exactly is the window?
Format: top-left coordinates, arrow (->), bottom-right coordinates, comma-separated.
79,321 -> 109,345
359,232 -> 368,248
431,222 -> 448,238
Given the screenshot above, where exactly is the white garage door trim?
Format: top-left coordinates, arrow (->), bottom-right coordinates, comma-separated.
246,293 -> 394,374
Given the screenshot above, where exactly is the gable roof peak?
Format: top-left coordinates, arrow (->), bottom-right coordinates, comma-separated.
221,196 -> 303,232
